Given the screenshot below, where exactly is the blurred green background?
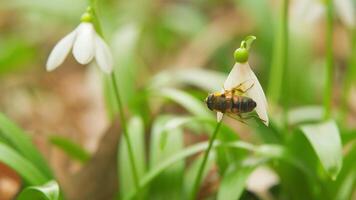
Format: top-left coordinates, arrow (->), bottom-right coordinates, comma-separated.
0,0 -> 355,200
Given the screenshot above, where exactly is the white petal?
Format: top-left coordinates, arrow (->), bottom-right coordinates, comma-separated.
217,112 -> 224,122
224,62 -> 269,126
95,36 -> 113,74
334,0 -> 356,28
46,30 -> 76,71
73,22 -> 96,64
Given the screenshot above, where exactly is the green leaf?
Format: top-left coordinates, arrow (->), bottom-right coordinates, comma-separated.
155,88 -> 211,117
104,23 -> 142,117
300,120 -> 343,180
49,136 -> 90,163
126,141 -> 285,199
152,114 -> 241,176
0,112 -> 52,179
217,158 -> 265,200
287,106 -> 324,125
149,116 -> 184,200
149,69 -> 225,92
330,142 -> 356,200
17,181 -> 61,200
119,116 -> 146,199
0,143 -> 48,185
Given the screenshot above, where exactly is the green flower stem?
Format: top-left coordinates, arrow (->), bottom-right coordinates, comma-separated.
110,73 -> 140,190
268,0 -> 289,104
190,118 -> 223,200
88,0 -> 141,194
324,0 -> 334,120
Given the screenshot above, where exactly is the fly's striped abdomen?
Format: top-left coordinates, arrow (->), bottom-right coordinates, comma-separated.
230,96 -> 256,114
213,95 -> 232,113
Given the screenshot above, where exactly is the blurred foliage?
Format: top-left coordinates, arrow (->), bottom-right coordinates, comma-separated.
0,0 -> 355,200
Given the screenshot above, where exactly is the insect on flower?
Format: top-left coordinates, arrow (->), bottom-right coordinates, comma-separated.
206,36 -> 269,125
206,80 -> 265,124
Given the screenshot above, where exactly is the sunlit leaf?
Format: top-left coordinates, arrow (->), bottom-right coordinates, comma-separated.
17,181 -> 61,200
154,88 -> 211,117
104,23 -> 143,117
217,158 -> 266,200
149,69 -> 225,92
125,141 -> 286,199
287,106 -> 324,125
149,116 -> 184,199
49,136 -> 90,163
300,120 -> 343,180
0,143 -> 47,185
0,113 -> 52,179
119,116 -> 147,199
330,142 -> 356,200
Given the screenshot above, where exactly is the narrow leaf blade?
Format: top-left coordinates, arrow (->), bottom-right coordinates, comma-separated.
0,143 -> 47,185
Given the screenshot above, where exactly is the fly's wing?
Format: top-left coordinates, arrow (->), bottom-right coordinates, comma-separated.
231,79 -> 255,96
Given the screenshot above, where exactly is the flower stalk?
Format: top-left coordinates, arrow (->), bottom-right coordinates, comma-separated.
324,0 -> 334,119
88,0 -> 141,193
190,119 -> 223,200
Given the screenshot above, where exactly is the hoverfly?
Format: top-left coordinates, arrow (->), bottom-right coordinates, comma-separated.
205,80 -> 258,121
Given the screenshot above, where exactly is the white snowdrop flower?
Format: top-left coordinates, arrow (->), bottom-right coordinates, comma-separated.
217,36 -> 269,126
46,21 -> 113,74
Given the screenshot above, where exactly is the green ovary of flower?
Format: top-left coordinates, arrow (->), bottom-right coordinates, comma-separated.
234,47 -> 249,63
81,12 -> 93,23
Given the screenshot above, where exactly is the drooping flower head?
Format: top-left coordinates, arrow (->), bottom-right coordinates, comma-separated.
217,36 -> 269,126
46,7 -> 113,73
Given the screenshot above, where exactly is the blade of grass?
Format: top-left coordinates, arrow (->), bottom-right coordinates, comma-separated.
125,141 -> 286,200
119,116 -> 146,199
217,158 -> 267,200
149,116 -> 184,199
149,69 -> 225,92
0,143 -> 48,185
49,135 -> 90,163
154,88 -> 211,117
0,112 -> 52,179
